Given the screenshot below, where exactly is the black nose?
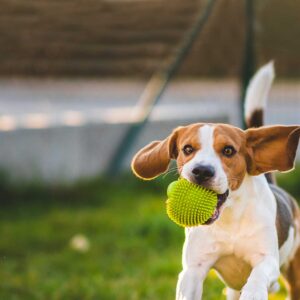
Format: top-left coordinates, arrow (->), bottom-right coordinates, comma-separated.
192,165 -> 215,182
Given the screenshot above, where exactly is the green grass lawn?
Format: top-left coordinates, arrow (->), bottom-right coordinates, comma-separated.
0,170 -> 298,300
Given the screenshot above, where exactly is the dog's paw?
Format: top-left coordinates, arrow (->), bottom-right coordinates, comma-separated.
240,283 -> 268,300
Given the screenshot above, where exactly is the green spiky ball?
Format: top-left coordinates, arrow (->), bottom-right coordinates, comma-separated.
166,178 -> 218,227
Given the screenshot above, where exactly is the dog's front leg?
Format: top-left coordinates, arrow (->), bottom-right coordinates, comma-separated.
240,255 -> 280,300
176,228 -> 217,300
176,264 -> 210,300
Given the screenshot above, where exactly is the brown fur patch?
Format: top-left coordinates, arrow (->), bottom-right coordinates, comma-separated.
213,124 -> 248,190
131,124 -> 204,179
246,126 -> 300,175
214,255 -> 252,291
131,127 -> 180,179
285,247 -> 300,300
175,124 -> 203,173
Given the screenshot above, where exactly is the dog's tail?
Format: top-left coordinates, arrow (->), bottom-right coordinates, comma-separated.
244,61 -> 275,183
244,61 -> 275,129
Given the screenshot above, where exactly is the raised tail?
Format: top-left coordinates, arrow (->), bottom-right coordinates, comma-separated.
244,61 -> 275,183
244,61 -> 275,129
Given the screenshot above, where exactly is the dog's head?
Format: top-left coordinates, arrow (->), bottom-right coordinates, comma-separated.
132,124 -> 300,223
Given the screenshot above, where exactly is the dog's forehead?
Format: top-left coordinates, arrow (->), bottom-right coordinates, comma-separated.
177,123 -> 244,147
213,124 -> 245,145
176,123 -> 204,146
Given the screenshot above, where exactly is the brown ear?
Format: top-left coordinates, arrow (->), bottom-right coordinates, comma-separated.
246,125 -> 300,175
131,129 -> 179,180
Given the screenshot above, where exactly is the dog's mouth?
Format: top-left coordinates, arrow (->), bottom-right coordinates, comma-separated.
204,190 -> 229,225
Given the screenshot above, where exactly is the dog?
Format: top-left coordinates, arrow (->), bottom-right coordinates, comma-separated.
131,62 -> 300,300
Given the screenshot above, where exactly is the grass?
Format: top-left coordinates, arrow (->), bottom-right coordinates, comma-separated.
0,169 -> 299,300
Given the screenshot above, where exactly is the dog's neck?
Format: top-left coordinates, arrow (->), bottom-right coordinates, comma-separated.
214,174 -> 270,229
230,173 -> 258,202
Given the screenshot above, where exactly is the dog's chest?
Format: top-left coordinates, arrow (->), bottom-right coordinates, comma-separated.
213,254 -> 252,290
209,224 -> 257,290
204,198 -> 272,290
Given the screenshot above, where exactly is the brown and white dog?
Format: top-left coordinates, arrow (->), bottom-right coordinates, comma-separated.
131,62 -> 300,300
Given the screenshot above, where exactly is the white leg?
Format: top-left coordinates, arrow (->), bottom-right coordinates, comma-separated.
240,256 -> 280,300
176,266 -> 208,300
226,288 -> 240,300
176,228 -> 218,300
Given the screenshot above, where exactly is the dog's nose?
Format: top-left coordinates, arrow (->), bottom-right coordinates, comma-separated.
192,165 -> 215,182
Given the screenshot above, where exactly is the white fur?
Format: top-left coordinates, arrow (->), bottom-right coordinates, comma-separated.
244,61 -> 275,122
176,120 -> 298,299
174,62 -> 299,300
176,173 -> 282,300
174,124 -> 300,299
181,125 -> 228,194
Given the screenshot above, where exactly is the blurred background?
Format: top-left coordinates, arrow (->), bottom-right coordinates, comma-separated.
0,0 -> 299,299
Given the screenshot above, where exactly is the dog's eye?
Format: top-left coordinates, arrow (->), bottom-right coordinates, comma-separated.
183,145 -> 194,155
222,146 -> 236,157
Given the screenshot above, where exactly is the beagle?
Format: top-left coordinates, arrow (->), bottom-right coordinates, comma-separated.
131,62 -> 300,300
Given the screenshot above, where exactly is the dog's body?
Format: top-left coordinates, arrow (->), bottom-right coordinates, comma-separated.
131,63 -> 300,299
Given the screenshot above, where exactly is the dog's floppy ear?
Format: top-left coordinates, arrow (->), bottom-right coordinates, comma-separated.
246,125 -> 300,175
131,128 -> 180,180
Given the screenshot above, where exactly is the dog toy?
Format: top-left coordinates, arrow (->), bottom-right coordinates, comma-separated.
166,178 -> 218,227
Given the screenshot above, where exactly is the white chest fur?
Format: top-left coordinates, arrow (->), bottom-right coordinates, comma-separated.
182,175 -> 280,290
